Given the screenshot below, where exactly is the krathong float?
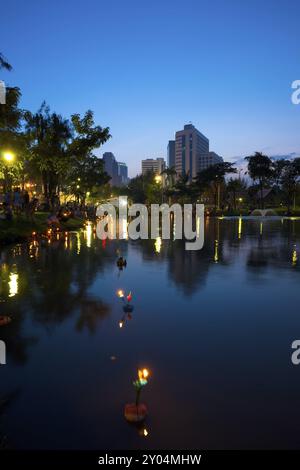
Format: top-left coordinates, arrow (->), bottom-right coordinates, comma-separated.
124,368 -> 150,423
117,290 -> 134,313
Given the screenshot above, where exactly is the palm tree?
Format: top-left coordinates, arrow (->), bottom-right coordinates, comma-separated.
245,152 -> 274,209
0,53 -> 12,71
161,166 -> 177,188
227,178 -> 244,210
194,162 -> 237,211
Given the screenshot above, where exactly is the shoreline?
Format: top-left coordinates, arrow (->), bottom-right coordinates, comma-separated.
0,212 -> 85,247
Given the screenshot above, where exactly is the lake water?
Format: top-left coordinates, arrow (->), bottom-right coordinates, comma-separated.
1,217 -> 300,450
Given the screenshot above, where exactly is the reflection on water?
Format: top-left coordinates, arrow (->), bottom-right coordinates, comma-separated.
1,218 -> 300,449
8,273 -> 18,298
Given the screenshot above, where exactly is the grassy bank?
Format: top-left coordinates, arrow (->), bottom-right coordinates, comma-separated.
0,212 -> 85,246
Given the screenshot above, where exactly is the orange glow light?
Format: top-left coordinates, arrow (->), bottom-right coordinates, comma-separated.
138,368 -> 149,380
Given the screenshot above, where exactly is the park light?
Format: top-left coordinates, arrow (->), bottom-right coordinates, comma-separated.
3,151 -> 15,162
238,197 -> 243,203
86,191 -> 90,197
155,175 -> 162,184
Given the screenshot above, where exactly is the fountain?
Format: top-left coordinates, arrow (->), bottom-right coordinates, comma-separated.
250,209 -> 277,217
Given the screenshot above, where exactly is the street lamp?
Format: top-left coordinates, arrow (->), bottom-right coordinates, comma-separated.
3,151 -> 15,163
2,151 -> 16,192
154,175 -> 162,184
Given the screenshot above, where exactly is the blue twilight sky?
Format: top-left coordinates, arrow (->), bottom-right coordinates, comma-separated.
1,0 -> 300,176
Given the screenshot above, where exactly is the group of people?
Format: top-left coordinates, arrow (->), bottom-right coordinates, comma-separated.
0,188 -> 38,221
1,188 -> 98,225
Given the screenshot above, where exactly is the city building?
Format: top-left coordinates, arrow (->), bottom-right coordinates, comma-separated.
175,124 -> 209,181
117,162 -> 129,185
141,157 -> 166,175
103,152 -> 129,187
167,140 -> 175,169
197,151 -> 223,173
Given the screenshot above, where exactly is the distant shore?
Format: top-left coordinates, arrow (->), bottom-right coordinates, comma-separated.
0,212 -> 85,247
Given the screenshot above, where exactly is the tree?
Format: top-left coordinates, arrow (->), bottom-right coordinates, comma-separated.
25,106 -> 111,202
126,172 -> 157,204
280,159 -> 300,213
0,86 -> 23,191
161,167 -> 176,188
245,152 -> 274,209
171,173 -> 196,203
194,162 -> 237,210
66,155 -> 110,204
272,159 -> 289,187
0,53 -> 12,71
226,178 -> 245,210
66,110 -> 111,203
24,102 -> 72,199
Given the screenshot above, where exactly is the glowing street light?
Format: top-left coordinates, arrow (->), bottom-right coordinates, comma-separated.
2,151 -> 15,162
154,175 -> 162,184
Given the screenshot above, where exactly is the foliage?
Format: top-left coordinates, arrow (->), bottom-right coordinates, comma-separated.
245,152 -> 274,209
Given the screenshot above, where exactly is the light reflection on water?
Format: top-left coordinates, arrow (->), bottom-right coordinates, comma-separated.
0,218 -> 300,449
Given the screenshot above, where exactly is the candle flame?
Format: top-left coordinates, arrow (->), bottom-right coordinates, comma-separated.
138,368 -> 149,381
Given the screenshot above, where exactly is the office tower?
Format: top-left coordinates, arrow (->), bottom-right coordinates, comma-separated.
117,162 -> 129,185
167,140 -> 175,169
103,152 -> 119,186
175,124 -> 209,181
197,151 -> 223,173
103,152 -> 129,186
141,157 -> 166,175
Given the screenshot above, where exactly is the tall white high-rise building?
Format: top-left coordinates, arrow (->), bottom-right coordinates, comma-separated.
141,157 -> 166,175
175,124 -> 209,181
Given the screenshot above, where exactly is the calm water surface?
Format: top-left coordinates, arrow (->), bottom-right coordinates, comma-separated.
1,218 -> 300,449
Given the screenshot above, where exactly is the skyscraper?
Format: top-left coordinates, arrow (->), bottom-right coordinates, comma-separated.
103,152 -> 129,186
141,157 -> 166,175
167,140 -> 175,169
117,162 -> 129,185
175,124 -> 209,181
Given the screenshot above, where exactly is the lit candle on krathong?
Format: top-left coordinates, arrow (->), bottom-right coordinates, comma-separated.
117,290 -> 124,299
124,368 -> 151,423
